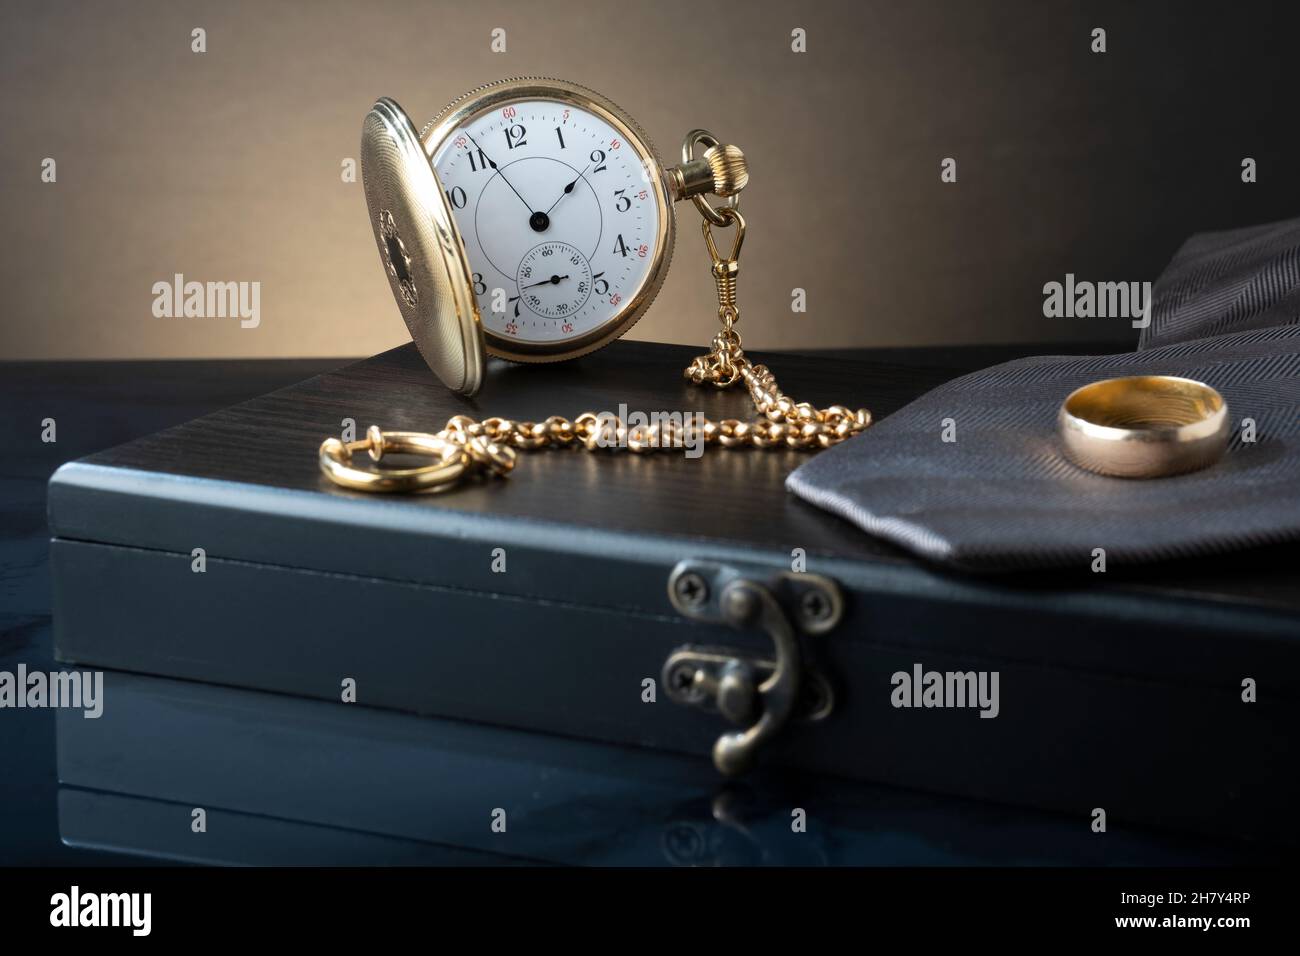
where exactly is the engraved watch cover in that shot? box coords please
[361,97,486,396]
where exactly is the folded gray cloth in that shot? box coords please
[787,219,1300,571]
[1141,217,1300,349]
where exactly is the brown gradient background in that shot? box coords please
[2,0,1297,360]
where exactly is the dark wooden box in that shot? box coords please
[47,341,1300,846]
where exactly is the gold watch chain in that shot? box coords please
[320,134,872,494]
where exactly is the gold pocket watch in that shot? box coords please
[324,76,871,493]
[361,76,744,394]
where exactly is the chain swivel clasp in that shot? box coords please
[702,205,745,320]
[671,128,752,388]
[686,204,748,388]
[682,127,749,389]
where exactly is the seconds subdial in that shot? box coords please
[515,241,593,321]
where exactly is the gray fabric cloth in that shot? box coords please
[1141,217,1300,350]
[786,219,1300,571]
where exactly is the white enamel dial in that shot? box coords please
[430,98,662,348]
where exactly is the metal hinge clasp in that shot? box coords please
[663,560,840,775]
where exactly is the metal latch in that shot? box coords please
[663,559,841,775]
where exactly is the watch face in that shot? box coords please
[427,88,669,359]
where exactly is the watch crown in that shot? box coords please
[667,139,749,204]
[703,144,748,197]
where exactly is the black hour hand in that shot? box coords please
[544,164,591,215]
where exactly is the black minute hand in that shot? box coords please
[465,131,536,219]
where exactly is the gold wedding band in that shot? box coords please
[1058,375,1229,479]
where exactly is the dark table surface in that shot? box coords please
[0,343,1279,865]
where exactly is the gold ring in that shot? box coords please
[1058,375,1230,479]
[319,427,467,492]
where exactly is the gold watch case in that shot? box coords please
[420,77,676,367]
[361,77,677,396]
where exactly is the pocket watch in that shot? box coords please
[326,77,871,493]
[361,76,746,395]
